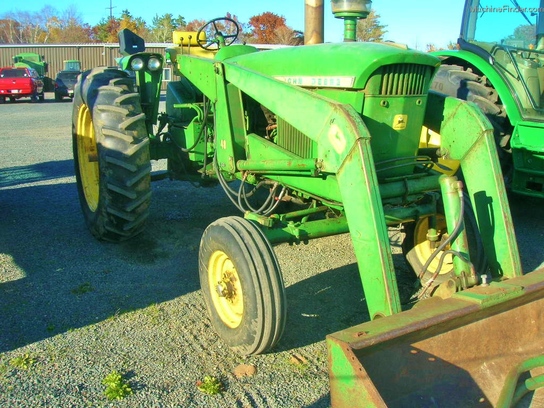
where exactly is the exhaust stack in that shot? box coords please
[305,0,325,44]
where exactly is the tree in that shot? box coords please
[94,17,121,43]
[185,19,207,32]
[0,10,44,43]
[184,14,243,45]
[149,13,187,43]
[0,5,95,44]
[45,5,93,43]
[508,24,535,46]
[119,10,148,38]
[247,12,288,44]
[0,18,21,44]
[274,26,304,45]
[426,41,457,52]
[94,9,148,43]
[356,10,387,42]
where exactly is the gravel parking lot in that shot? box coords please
[1,94,543,407]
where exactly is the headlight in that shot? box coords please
[130,57,144,71]
[148,57,162,71]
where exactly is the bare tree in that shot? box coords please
[274,26,303,45]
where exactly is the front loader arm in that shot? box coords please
[424,91,522,279]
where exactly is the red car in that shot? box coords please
[0,67,45,103]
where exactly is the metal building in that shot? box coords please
[0,43,172,90]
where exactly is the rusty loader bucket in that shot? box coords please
[327,267,544,407]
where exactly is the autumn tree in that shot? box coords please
[94,17,121,43]
[247,12,287,43]
[45,5,94,43]
[94,9,148,43]
[0,6,93,44]
[356,10,387,42]
[0,10,45,43]
[119,10,148,38]
[185,19,208,32]
[245,12,301,44]
[183,14,243,46]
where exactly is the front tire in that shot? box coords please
[199,216,286,356]
[72,67,151,242]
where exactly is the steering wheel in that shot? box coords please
[197,17,240,50]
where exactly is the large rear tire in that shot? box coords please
[72,67,151,242]
[199,216,286,356]
[431,64,513,184]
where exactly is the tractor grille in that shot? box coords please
[370,64,433,96]
[276,118,315,158]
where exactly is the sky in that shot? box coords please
[0,0,465,50]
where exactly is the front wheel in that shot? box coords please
[72,67,151,242]
[199,216,286,356]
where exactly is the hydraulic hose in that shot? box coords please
[417,186,473,298]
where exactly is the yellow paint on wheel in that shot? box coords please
[208,250,243,328]
[412,215,453,275]
[76,104,99,211]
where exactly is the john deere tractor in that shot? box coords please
[432,0,544,198]
[72,0,544,405]
[13,52,52,92]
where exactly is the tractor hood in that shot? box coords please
[223,42,441,91]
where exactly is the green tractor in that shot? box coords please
[432,0,544,198]
[12,52,52,92]
[63,59,81,72]
[71,0,544,405]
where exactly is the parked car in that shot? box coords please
[0,67,44,103]
[54,70,80,101]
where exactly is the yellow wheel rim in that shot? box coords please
[208,250,243,329]
[412,215,453,275]
[76,104,99,212]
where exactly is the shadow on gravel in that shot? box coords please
[506,193,544,273]
[0,176,235,353]
[0,160,74,188]
[278,252,412,352]
[280,262,367,351]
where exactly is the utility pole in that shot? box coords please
[106,0,116,20]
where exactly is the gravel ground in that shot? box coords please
[0,94,543,407]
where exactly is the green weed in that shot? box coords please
[102,370,133,401]
[143,303,162,323]
[196,375,224,395]
[9,353,36,370]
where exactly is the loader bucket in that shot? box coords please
[327,268,544,407]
